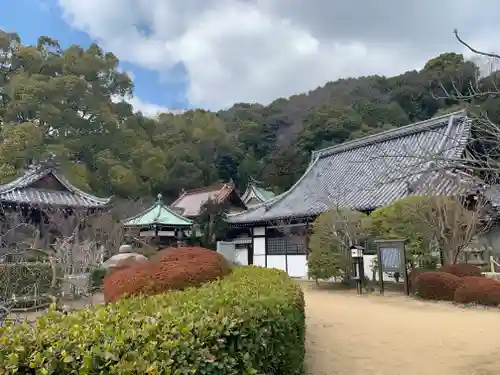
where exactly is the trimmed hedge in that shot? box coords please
[454,276,500,306]
[439,263,482,278]
[414,271,463,301]
[0,266,305,374]
[408,268,435,293]
[0,262,59,297]
[103,246,231,302]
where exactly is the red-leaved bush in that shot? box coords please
[413,272,464,301]
[408,268,434,293]
[103,247,232,302]
[439,263,482,278]
[454,276,500,306]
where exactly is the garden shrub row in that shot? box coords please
[413,271,463,301]
[439,263,482,278]
[0,262,60,297]
[454,276,500,306]
[103,246,232,302]
[413,264,500,307]
[0,265,306,374]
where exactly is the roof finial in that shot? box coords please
[157,192,163,202]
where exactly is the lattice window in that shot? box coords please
[267,234,306,255]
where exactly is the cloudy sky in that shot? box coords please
[1,0,499,115]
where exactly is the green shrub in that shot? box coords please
[0,266,305,374]
[414,271,463,301]
[0,262,60,297]
[88,267,108,292]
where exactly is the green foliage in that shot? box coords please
[0,262,59,297]
[195,198,230,250]
[308,208,368,281]
[368,196,439,267]
[0,266,305,375]
[0,27,488,197]
[88,267,108,292]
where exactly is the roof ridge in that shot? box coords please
[123,204,157,224]
[0,165,111,204]
[52,170,112,204]
[181,182,228,195]
[311,110,466,160]
[123,200,193,226]
[159,202,193,223]
[262,155,321,212]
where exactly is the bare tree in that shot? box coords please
[397,194,491,265]
[0,201,135,326]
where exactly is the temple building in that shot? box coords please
[171,181,247,219]
[225,110,489,277]
[0,158,112,253]
[240,179,276,207]
[123,193,193,248]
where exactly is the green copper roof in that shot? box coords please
[254,185,276,202]
[242,181,276,207]
[123,193,193,227]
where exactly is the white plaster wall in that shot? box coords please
[266,255,287,272]
[254,255,266,267]
[287,255,308,278]
[253,237,266,255]
[253,227,266,236]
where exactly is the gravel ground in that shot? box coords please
[303,284,500,375]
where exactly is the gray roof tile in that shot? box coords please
[0,165,111,208]
[229,110,473,224]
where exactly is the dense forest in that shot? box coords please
[0,29,498,201]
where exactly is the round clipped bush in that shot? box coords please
[454,276,500,306]
[414,271,464,301]
[103,246,231,302]
[439,263,482,278]
[408,268,434,293]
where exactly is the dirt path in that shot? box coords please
[304,285,500,375]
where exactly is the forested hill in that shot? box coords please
[0,29,497,201]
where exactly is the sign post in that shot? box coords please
[350,245,365,295]
[374,239,408,296]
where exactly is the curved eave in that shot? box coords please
[227,155,320,224]
[123,221,193,228]
[123,201,193,227]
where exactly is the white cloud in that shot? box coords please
[113,95,183,117]
[57,0,500,110]
[124,96,175,117]
[113,68,182,117]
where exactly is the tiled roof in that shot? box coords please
[241,182,276,206]
[123,193,193,227]
[0,164,111,208]
[229,110,474,224]
[171,182,237,217]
